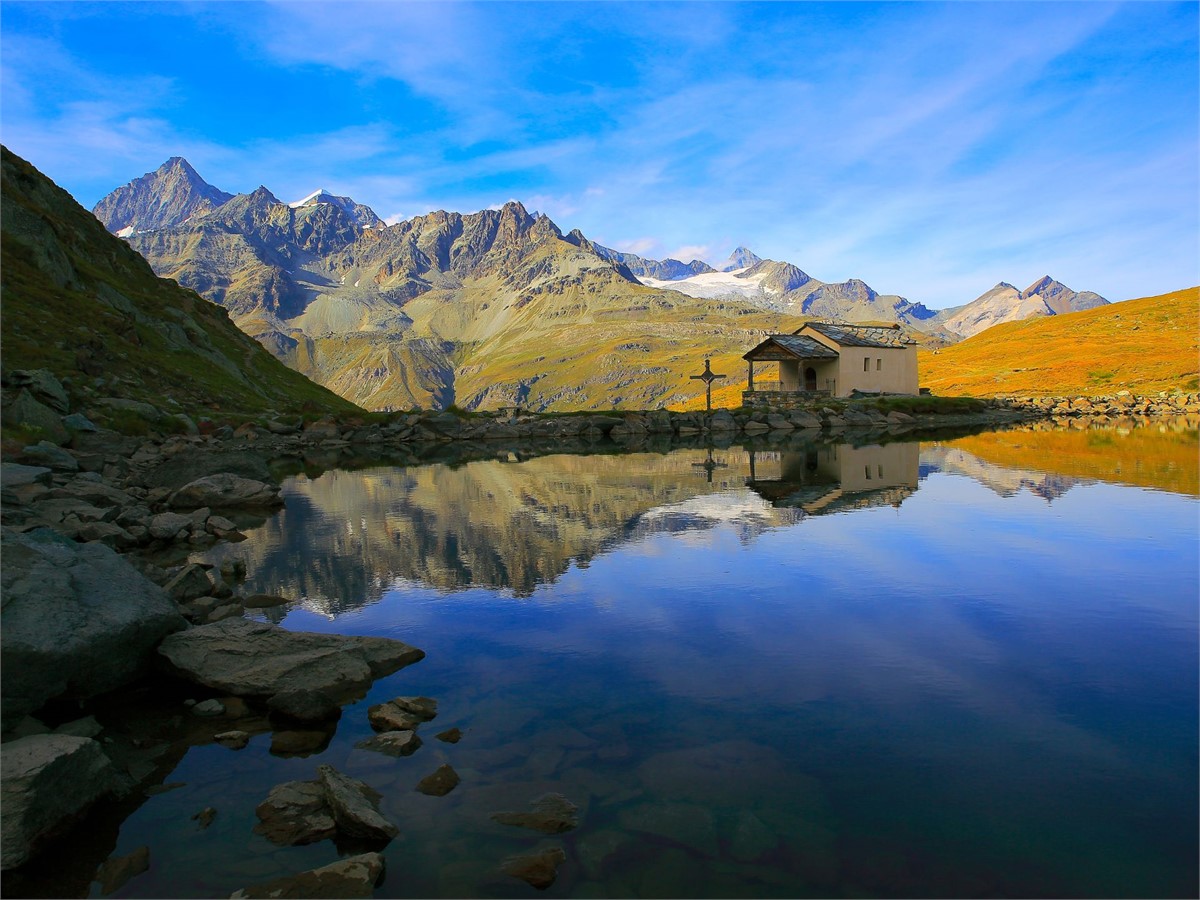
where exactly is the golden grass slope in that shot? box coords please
[919,287,1199,397]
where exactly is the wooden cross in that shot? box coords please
[690,358,726,412]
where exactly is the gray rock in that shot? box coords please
[93,845,149,895]
[157,619,424,699]
[2,391,68,444]
[501,846,566,890]
[214,731,250,750]
[788,409,823,428]
[492,793,579,834]
[253,780,337,846]
[1,463,52,491]
[230,851,385,899]
[415,764,460,797]
[7,370,70,413]
[53,716,102,739]
[1,735,120,870]
[435,727,463,744]
[148,512,192,541]
[191,699,226,717]
[355,730,422,757]
[76,521,136,549]
[163,563,213,602]
[62,413,98,433]
[708,410,737,431]
[19,441,79,472]
[367,696,436,732]
[1,528,186,731]
[766,414,794,430]
[317,765,398,843]
[168,474,282,510]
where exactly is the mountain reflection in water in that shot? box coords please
[202,419,1196,615]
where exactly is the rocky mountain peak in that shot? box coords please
[92,156,233,235]
[1021,275,1065,298]
[720,246,762,272]
[289,188,383,229]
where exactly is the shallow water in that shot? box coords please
[89,423,1200,897]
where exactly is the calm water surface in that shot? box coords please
[105,423,1199,898]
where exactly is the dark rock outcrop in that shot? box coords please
[1,527,186,731]
[156,618,424,700]
[1,735,121,870]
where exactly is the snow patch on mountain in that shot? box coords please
[642,267,776,299]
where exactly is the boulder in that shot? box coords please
[708,410,737,431]
[6,370,70,413]
[156,619,424,699]
[435,727,463,744]
[148,512,193,541]
[62,413,98,434]
[1,463,52,491]
[492,793,579,834]
[18,441,79,472]
[253,780,337,846]
[168,474,281,510]
[1,528,186,731]
[317,765,398,843]
[1,735,120,870]
[2,391,68,444]
[230,852,385,899]
[163,564,214,602]
[501,847,566,890]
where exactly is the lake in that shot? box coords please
[88,421,1200,897]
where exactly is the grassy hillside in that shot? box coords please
[1,148,362,421]
[919,287,1199,397]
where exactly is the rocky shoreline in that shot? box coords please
[2,368,1197,894]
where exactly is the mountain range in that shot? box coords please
[1,147,358,422]
[91,157,1108,411]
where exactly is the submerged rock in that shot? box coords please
[491,793,579,834]
[435,727,463,744]
[1,734,121,870]
[156,618,424,700]
[229,851,385,899]
[355,730,422,758]
[93,845,150,895]
[501,846,566,890]
[415,764,460,797]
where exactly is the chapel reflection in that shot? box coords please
[746,441,919,513]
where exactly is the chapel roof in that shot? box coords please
[799,321,918,348]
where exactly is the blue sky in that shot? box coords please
[1,1,1196,309]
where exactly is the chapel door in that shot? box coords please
[804,367,817,391]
